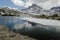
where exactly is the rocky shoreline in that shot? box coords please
[0,25,36,40]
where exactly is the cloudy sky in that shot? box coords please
[0,0,60,10]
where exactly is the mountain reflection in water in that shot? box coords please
[0,16,60,40]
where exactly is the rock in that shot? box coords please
[0,25,36,40]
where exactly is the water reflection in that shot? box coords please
[0,16,60,40]
[0,16,58,32]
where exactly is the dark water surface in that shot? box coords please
[0,16,60,40]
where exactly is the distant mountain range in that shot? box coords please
[50,6,60,16]
[0,7,33,17]
[22,4,60,16]
[0,7,21,16]
[0,4,60,17]
[22,4,43,15]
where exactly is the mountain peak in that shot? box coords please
[28,4,42,9]
[31,4,38,7]
[50,6,60,10]
[32,4,37,6]
[21,4,43,14]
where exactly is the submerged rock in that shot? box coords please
[0,25,36,40]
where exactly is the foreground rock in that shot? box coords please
[0,25,36,40]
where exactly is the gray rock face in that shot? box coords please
[0,25,36,40]
[22,4,43,15]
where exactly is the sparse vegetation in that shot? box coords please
[51,14,58,17]
[33,14,60,20]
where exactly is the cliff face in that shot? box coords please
[0,25,36,40]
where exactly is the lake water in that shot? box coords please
[0,16,60,40]
[0,16,57,30]
[0,16,37,29]
[0,16,23,28]
[0,16,32,28]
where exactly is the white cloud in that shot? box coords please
[11,0,25,6]
[3,6,18,10]
[12,7,18,10]
[11,0,60,9]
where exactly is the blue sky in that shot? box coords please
[0,0,25,10]
[0,0,60,10]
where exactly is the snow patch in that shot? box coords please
[21,17,60,26]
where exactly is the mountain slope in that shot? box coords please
[0,7,33,17]
[22,4,43,15]
[0,7,21,16]
[50,6,60,16]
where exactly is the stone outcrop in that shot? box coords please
[0,25,36,40]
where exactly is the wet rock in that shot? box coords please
[0,25,36,40]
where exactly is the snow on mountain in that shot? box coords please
[50,6,60,16]
[22,4,60,16]
[21,4,55,16]
[0,7,20,16]
[22,4,52,15]
[22,4,43,15]
[0,7,34,17]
